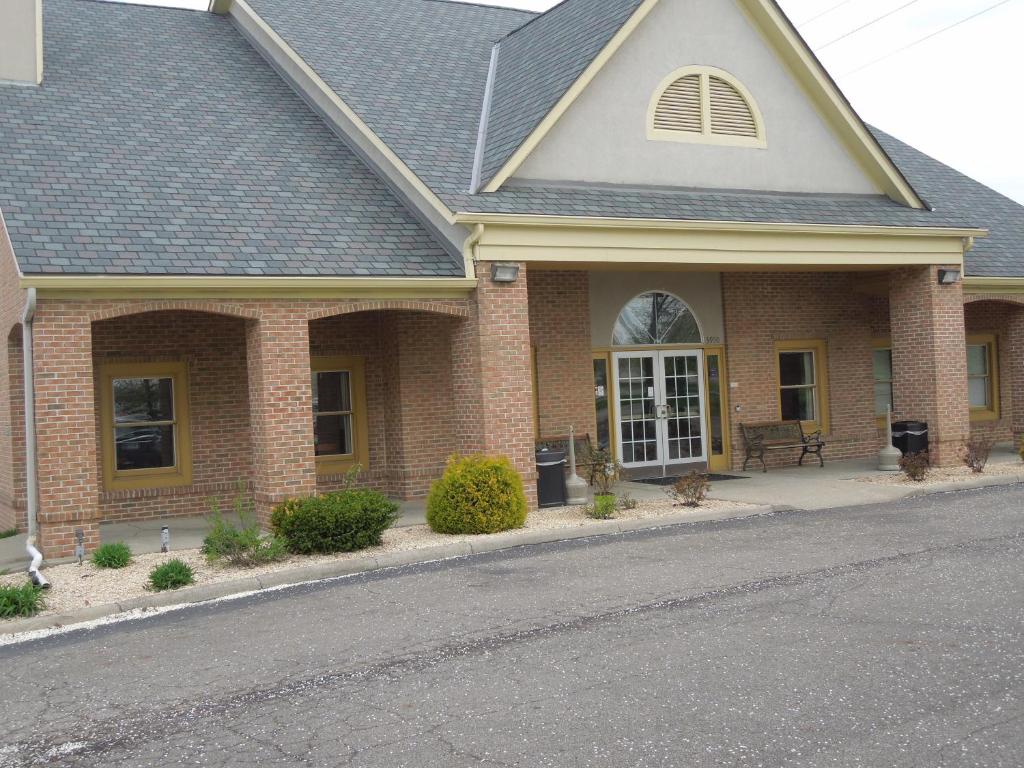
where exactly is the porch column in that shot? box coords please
[246,310,317,524]
[451,261,538,507]
[1006,307,1024,451]
[889,266,970,466]
[33,306,100,558]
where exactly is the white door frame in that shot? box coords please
[612,349,708,472]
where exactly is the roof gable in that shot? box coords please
[475,0,924,209]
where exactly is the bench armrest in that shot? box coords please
[802,430,823,443]
[745,433,765,447]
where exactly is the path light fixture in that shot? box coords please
[75,528,85,565]
[161,526,170,554]
[937,268,961,285]
[490,262,520,283]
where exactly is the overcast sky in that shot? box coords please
[114,0,1024,204]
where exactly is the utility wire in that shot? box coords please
[817,0,924,50]
[796,0,857,27]
[841,0,1016,75]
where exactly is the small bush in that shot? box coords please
[91,542,133,569]
[617,492,638,511]
[669,471,711,507]
[426,455,527,535]
[271,489,399,554]
[0,584,44,619]
[899,451,931,482]
[584,446,622,495]
[960,438,994,474]
[202,486,288,568]
[586,494,617,520]
[148,560,194,592]
[0,528,17,540]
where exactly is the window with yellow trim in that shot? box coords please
[311,356,369,474]
[966,334,999,421]
[99,361,192,491]
[775,340,829,433]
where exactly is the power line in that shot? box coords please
[817,0,924,50]
[841,0,1016,75]
[796,0,857,27]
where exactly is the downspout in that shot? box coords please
[21,287,47,588]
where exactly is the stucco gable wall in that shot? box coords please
[512,0,880,196]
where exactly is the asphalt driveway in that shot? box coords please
[1,485,1022,767]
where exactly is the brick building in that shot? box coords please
[1,0,1021,557]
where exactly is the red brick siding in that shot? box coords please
[722,272,881,469]
[91,311,252,523]
[527,270,596,442]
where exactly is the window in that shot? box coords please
[99,361,192,490]
[872,344,894,418]
[966,334,999,420]
[775,340,829,433]
[311,356,369,474]
[648,66,766,148]
[613,292,702,346]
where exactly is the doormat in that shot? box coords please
[633,474,749,486]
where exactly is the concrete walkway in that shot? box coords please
[2,443,1020,573]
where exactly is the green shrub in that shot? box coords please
[271,489,399,555]
[91,542,133,569]
[586,494,617,520]
[0,528,18,540]
[426,455,527,535]
[202,485,288,568]
[0,584,45,619]
[899,451,930,482]
[148,559,195,591]
[669,471,711,507]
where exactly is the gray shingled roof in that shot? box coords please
[245,0,535,200]
[0,0,461,277]
[478,0,646,188]
[872,129,1024,278]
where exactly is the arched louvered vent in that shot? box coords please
[708,76,758,138]
[648,67,765,148]
[652,73,702,134]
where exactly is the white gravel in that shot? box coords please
[1,497,754,620]
[854,460,1024,485]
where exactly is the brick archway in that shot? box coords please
[87,300,262,322]
[307,300,471,321]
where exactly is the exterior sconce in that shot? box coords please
[937,268,961,285]
[490,262,520,283]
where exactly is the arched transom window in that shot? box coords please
[648,66,766,148]
[613,292,702,346]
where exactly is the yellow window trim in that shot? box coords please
[967,333,1000,422]
[647,66,767,149]
[774,339,830,435]
[872,337,893,428]
[98,361,193,491]
[311,356,370,476]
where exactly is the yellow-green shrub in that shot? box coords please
[426,455,528,535]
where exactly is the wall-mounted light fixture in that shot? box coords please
[490,262,520,283]
[937,268,961,285]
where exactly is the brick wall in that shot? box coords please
[92,311,252,523]
[889,266,969,466]
[964,300,1019,445]
[527,270,596,442]
[722,272,882,469]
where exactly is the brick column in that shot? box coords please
[1006,307,1024,452]
[32,305,100,557]
[889,266,970,466]
[452,262,538,507]
[246,310,317,524]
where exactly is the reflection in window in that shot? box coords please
[613,292,701,346]
[778,350,818,423]
[967,343,992,409]
[312,370,353,456]
[873,348,893,416]
[112,377,177,471]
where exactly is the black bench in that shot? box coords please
[740,420,825,472]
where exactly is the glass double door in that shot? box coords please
[613,350,707,472]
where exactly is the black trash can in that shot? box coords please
[536,450,567,508]
[892,421,928,456]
